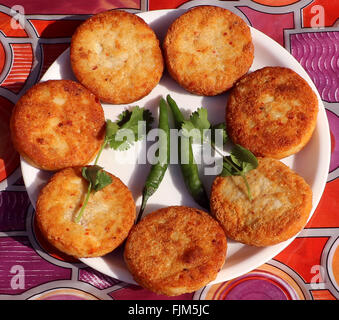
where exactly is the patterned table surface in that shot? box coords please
[0,0,338,300]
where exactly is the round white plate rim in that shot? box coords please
[20,9,331,286]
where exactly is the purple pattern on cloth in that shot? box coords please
[327,109,339,172]
[0,192,30,231]
[238,6,294,46]
[290,32,339,102]
[224,278,288,300]
[109,284,194,300]
[0,237,71,294]
[79,267,120,289]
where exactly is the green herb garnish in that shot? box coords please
[74,107,154,223]
[109,106,154,151]
[74,119,117,223]
[74,165,113,223]
[93,119,119,165]
[181,108,227,144]
[220,144,258,200]
[94,106,154,162]
[211,122,228,145]
[181,106,257,200]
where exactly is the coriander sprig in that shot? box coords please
[74,106,154,223]
[74,165,113,223]
[219,144,258,200]
[93,119,119,165]
[94,106,154,163]
[108,106,154,151]
[181,107,258,200]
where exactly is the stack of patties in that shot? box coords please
[210,66,318,247]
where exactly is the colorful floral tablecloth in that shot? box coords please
[0,0,338,300]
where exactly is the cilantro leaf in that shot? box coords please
[211,123,228,145]
[178,106,256,200]
[105,119,119,139]
[82,165,113,192]
[181,107,211,143]
[181,120,202,142]
[74,166,113,223]
[189,108,211,132]
[181,108,227,146]
[118,106,144,131]
[109,128,136,151]
[92,120,119,166]
[220,145,258,200]
[108,106,154,151]
[221,157,239,176]
[230,144,258,174]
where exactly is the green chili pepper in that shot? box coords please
[137,98,170,222]
[166,94,209,210]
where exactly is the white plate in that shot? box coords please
[21,9,331,286]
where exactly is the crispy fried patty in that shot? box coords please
[124,206,227,296]
[210,158,313,247]
[10,80,105,171]
[36,167,136,258]
[70,9,164,104]
[163,5,254,96]
[226,67,318,159]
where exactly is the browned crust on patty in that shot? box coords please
[70,9,164,104]
[124,206,227,296]
[210,158,313,247]
[226,66,318,159]
[36,167,136,258]
[163,5,254,96]
[10,80,105,171]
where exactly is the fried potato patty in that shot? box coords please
[226,67,318,159]
[36,167,136,258]
[163,5,254,96]
[70,9,164,104]
[210,158,313,247]
[10,80,105,171]
[124,206,227,296]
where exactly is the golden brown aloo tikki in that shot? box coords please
[70,9,164,104]
[124,206,227,296]
[226,66,318,159]
[163,5,254,96]
[36,167,136,258]
[210,157,313,247]
[10,80,105,171]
